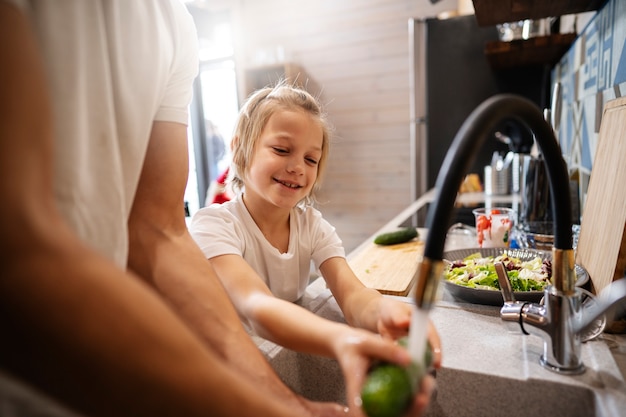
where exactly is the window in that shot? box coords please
[185,6,239,217]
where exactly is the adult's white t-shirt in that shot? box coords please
[11,0,199,267]
[1,1,199,415]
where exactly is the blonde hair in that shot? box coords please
[229,82,331,206]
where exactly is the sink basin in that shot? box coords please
[256,279,626,417]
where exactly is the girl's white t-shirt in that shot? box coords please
[190,194,346,302]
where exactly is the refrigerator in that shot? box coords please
[409,15,549,206]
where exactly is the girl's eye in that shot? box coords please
[272,147,288,154]
[306,158,319,165]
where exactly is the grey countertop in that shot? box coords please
[260,276,626,416]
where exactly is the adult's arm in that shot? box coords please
[0,3,297,417]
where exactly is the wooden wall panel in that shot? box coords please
[230,0,457,250]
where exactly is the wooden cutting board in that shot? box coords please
[576,97,626,293]
[349,239,424,296]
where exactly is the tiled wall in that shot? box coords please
[553,0,626,216]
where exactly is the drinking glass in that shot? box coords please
[473,207,515,248]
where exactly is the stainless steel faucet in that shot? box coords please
[412,94,626,375]
[499,265,626,374]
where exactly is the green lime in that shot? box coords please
[361,337,435,417]
[361,364,413,417]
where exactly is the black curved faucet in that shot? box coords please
[414,94,575,305]
[413,94,581,372]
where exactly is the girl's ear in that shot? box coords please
[230,136,239,152]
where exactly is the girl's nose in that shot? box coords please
[286,157,304,174]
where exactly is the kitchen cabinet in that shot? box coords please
[472,0,603,69]
[485,33,577,69]
[471,0,605,27]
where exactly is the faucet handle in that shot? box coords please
[495,262,515,303]
[495,261,528,333]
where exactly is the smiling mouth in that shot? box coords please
[274,178,302,189]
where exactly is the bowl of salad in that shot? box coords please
[442,248,589,306]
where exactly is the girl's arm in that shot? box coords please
[208,253,414,413]
[320,257,395,331]
[208,254,403,359]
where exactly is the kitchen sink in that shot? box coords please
[257,279,626,417]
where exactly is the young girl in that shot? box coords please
[190,83,440,414]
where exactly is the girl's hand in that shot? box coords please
[376,297,412,340]
[376,298,442,369]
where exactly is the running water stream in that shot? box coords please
[408,308,429,364]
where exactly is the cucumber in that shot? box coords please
[374,227,418,245]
